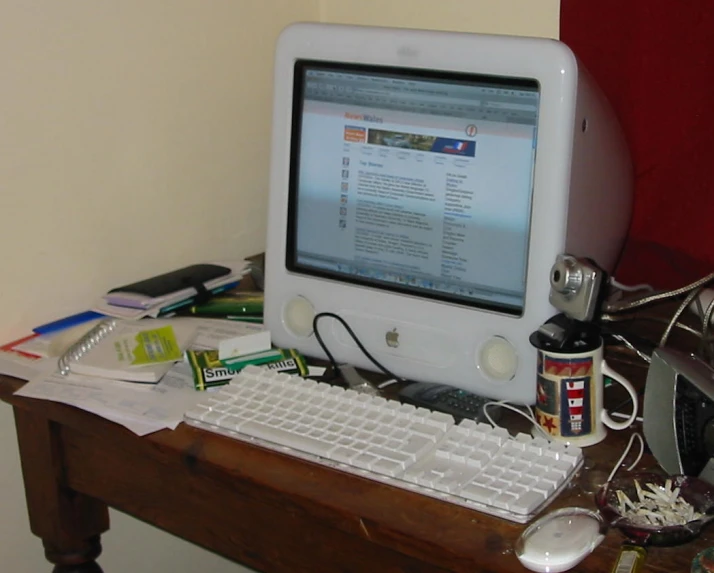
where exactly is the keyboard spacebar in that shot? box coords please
[239,421,333,457]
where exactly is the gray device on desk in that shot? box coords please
[643,347,714,478]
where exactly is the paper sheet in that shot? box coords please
[14,363,203,436]
[6,315,266,435]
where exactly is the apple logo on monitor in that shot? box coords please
[386,328,400,349]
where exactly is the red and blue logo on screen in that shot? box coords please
[431,138,476,157]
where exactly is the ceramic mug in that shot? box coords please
[532,339,638,447]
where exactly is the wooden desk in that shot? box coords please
[1,373,711,573]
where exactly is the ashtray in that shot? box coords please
[595,472,714,546]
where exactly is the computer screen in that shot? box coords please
[264,23,632,403]
[289,62,538,316]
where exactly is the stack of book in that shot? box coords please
[0,260,254,381]
[92,261,251,319]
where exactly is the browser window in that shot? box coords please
[287,61,540,315]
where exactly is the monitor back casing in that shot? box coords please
[263,23,632,403]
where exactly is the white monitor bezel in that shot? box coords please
[264,23,581,403]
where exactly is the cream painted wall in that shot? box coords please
[320,0,560,37]
[0,2,317,572]
[0,1,558,572]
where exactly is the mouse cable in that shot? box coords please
[605,432,645,484]
[312,312,405,383]
[482,400,553,439]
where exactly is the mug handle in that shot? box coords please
[600,361,639,430]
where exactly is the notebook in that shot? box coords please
[103,262,246,310]
[57,319,197,383]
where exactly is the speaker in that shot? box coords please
[643,347,714,476]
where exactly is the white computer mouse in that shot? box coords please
[515,507,605,573]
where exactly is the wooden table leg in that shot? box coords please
[13,407,110,572]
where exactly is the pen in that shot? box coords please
[32,310,106,335]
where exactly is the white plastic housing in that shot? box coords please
[263,23,632,403]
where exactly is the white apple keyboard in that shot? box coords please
[183,366,583,524]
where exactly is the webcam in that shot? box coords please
[548,254,605,322]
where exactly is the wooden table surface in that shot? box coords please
[1,363,712,572]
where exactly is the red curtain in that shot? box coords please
[560,0,714,288]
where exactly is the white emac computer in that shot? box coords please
[263,22,632,403]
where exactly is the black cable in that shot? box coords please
[312,312,404,382]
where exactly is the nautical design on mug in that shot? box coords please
[543,355,592,378]
[535,352,595,438]
[535,363,559,436]
[560,376,591,436]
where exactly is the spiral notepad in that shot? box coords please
[57,318,197,382]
